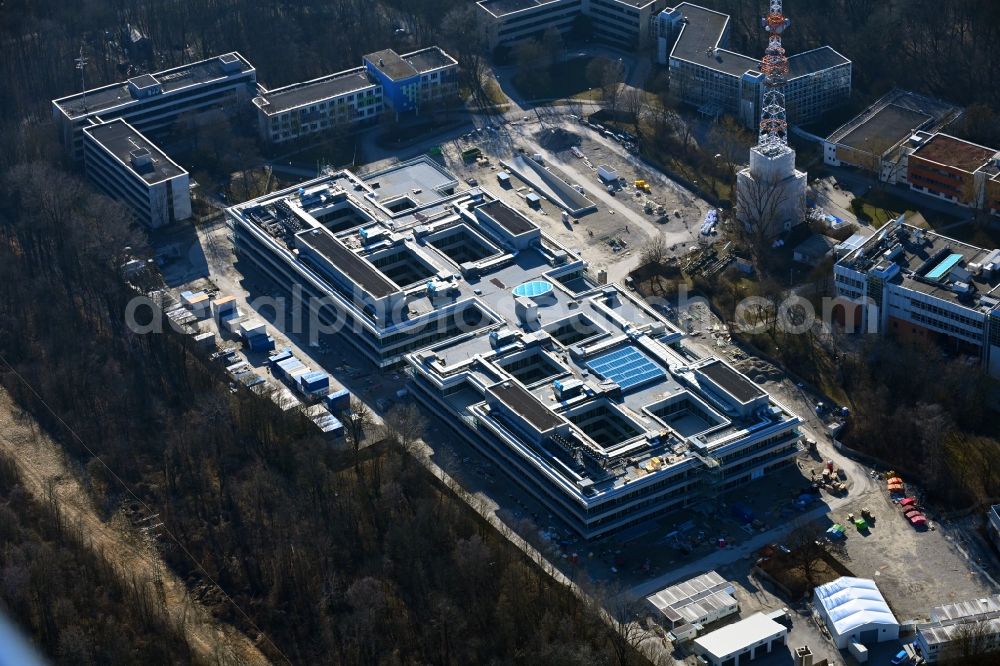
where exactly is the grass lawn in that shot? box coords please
[279,135,358,170]
[512,56,611,101]
[858,188,908,225]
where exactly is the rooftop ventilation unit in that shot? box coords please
[218,53,241,71]
[129,147,153,173]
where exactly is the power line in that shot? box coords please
[0,353,292,666]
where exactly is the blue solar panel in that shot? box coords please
[586,347,665,391]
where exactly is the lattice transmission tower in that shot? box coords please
[757,0,791,157]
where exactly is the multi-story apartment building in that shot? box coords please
[253,68,383,145]
[227,158,802,539]
[477,0,667,51]
[53,52,257,160]
[907,133,1000,215]
[655,3,850,129]
[82,119,191,228]
[834,217,1000,378]
[363,47,459,115]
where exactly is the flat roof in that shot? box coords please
[669,4,849,80]
[603,0,658,6]
[698,360,765,403]
[297,228,398,298]
[83,119,185,184]
[54,52,254,119]
[255,68,376,114]
[912,133,998,173]
[834,104,932,152]
[787,47,850,79]
[365,49,418,81]
[694,613,785,659]
[362,156,459,205]
[477,199,537,235]
[670,3,760,78]
[477,0,564,18]
[403,47,456,73]
[827,89,963,148]
[487,380,565,432]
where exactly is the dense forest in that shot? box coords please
[0,451,195,664]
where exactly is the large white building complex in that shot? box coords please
[52,52,257,161]
[656,3,850,129]
[82,119,191,228]
[226,158,803,539]
[834,216,1000,378]
[477,0,668,51]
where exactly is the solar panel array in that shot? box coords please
[586,346,665,391]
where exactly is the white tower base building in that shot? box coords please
[736,145,807,237]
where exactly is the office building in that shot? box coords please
[691,613,788,666]
[834,216,1000,378]
[253,46,457,144]
[915,595,1000,663]
[476,0,668,51]
[906,133,1000,215]
[227,158,802,539]
[823,90,963,184]
[253,68,383,144]
[52,52,257,160]
[813,577,899,649]
[363,46,458,115]
[82,119,191,228]
[585,0,669,49]
[655,3,850,128]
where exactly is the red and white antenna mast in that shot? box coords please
[758,0,791,156]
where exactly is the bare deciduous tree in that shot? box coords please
[639,235,669,268]
[381,402,427,460]
[343,398,374,472]
[736,172,791,272]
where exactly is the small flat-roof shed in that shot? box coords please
[692,613,788,666]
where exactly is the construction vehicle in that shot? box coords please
[633,179,651,193]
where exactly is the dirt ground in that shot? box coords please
[672,300,998,623]
[434,115,714,284]
[0,389,271,666]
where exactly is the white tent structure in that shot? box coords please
[813,577,899,649]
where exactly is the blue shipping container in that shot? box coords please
[248,335,275,352]
[325,388,350,413]
[299,371,329,391]
[268,348,293,365]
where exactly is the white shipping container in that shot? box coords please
[239,319,267,338]
[848,642,868,663]
[597,165,618,182]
